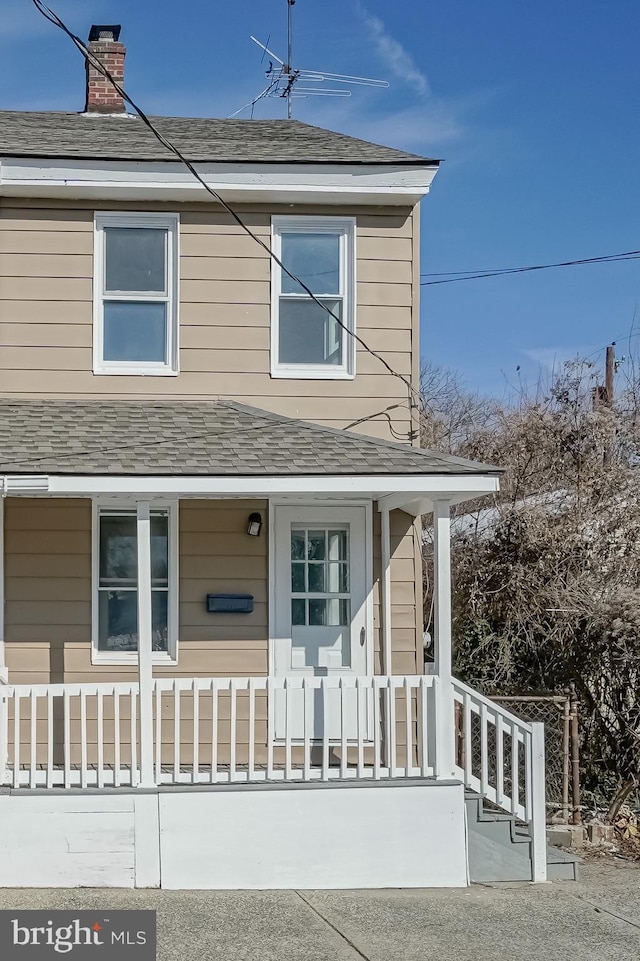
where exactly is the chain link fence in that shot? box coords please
[489,694,580,823]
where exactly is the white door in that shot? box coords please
[272,505,372,739]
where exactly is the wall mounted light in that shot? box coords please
[247,512,263,537]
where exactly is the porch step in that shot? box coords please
[465,793,580,883]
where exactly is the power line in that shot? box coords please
[30,0,421,438]
[420,250,640,286]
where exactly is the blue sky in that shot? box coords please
[2,0,640,396]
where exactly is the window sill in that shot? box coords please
[270,367,355,381]
[91,651,178,667]
[94,366,179,377]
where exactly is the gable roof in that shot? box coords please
[0,111,438,166]
[0,400,500,477]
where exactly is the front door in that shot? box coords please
[272,505,372,739]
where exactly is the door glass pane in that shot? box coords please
[290,530,305,560]
[105,227,166,292]
[281,232,340,295]
[328,530,348,561]
[291,598,306,626]
[103,301,167,363]
[291,562,305,593]
[308,563,325,593]
[328,562,349,593]
[100,515,137,584]
[278,299,342,365]
[326,599,350,627]
[309,599,327,626]
[307,531,325,560]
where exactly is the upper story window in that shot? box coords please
[271,216,356,379]
[94,213,179,376]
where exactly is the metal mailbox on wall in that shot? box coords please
[206,594,254,614]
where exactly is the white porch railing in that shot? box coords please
[452,676,547,882]
[0,675,440,790]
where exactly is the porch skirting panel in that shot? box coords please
[0,781,468,889]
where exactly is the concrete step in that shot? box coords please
[465,792,580,883]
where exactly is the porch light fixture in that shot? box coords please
[247,512,263,536]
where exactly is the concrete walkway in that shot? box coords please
[0,860,638,960]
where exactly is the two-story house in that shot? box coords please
[0,25,553,889]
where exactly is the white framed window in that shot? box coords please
[93,212,179,375]
[91,502,179,665]
[271,216,356,379]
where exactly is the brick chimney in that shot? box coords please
[85,25,126,114]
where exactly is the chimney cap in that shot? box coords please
[88,24,122,42]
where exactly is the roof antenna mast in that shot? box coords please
[230,0,389,119]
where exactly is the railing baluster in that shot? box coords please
[0,692,8,786]
[463,691,472,784]
[173,684,180,782]
[114,692,121,788]
[248,677,256,782]
[496,712,505,807]
[192,679,199,784]
[510,722,520,816]
[63,689,70,789]
[284,677,292,781]
[303,677,311,781]
[230,679,237,781]
[130,688,138,788]
[419,676,429,777]
[525,727,533,822]
[97,691,104,789]
[46,690,53,789]
[480,701,488,797]
[321,678,329,781]
[387,677,397,778]
[29,690,37,789]
[373,677,381,780]
[340,678,348,780]
[13,693,21,789]
[356,677,364,779]
[210,679,218,783]
[266,678,274,781]
[80,690,88,789]
[404,676,412,777]
[155,682,162,785]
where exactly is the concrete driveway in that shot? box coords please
[0,860,637,960]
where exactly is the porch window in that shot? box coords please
[94,213,179,376]
[93,505,178,662]
[271,216,356,379]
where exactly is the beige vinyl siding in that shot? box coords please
[4,498,420,682]
[0,200,416,440]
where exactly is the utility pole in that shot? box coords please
[603,343,615,467]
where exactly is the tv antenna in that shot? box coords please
[230,0,389,120]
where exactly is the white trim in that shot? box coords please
[41,474,500,501]
[270,216,356,380]
[0,496,5,684]
[433,500,455,778]
[93,212,180,377]
[136,502,155,789]
[91,499,179,666]
[379,505,392,677]
[0,157,439,206]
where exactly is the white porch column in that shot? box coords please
[433,500,455,777]
[136,501,155,787]
[379,505,393,677]
[0,493,7,684]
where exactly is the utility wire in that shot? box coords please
[420,250,640,286]
[30,0,421,439]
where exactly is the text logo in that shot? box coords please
[0,911,156,958]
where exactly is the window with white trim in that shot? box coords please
[271,216,356,378]
[92,504,178,663]
[94,213,179,375]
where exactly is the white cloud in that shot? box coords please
[358,6,430,97]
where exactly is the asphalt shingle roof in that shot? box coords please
[0,111,438,165]
[0,400,500,477]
